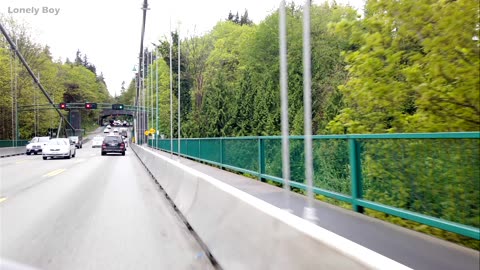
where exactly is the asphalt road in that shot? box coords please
[0,131,214,270]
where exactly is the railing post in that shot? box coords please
[349,138,364,213]
[258,137,266,182]
[198,139,201,159]
[220,137,224,169]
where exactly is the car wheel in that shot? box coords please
[80,145,82,149]
[34,152,37,155]
[26,152,31,155]
[101,152,106,156]
[43,156,47,160]
[122,152,125,156]
[67,151,71,159]
[72,150,76,158]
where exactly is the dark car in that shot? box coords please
[101,135,125,156]
[68,136,82,149]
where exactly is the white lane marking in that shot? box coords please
[0,197,7,203]
[15,160,27,164]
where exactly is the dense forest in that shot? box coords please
[0,17,111,139]
[118,0,478,138]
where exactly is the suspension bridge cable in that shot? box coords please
[0,22,75,131]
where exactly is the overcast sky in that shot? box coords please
[1,0,364,97]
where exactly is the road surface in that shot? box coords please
[0,133,214,270]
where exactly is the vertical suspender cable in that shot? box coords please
[169,21,173,158]
[14,40,18,146]
[156,49,159,149]
[150,51,156,143]
[145,51,152,145]
[302,0,317,221]
[143,50,146,144]
[178,22,181,160]
[279,0,291,211]
[10,49,14,142]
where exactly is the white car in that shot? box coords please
[103,129,110,134]
[26,136,50,155]
[42,138,76,160]
[92,136,104,148]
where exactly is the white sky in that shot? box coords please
[1,0,364,97]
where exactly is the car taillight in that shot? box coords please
[120,143,125,149]
[102,143,106,149]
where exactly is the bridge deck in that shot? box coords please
[146,146,479,270]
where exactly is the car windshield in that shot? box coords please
[104,136,121,143]
[39,137,50,142]
[48,139,66,145]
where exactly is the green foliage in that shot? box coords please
[0,17,112,139]
[328,0,479,134]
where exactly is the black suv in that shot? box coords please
[101,135,125,156]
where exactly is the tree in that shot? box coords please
[328,0,479,133]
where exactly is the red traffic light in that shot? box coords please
[85,102,97,109]
[59,103,67,109]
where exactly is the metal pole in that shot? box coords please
[279,0,291,212]
[302,0,317,222]
[156,49,159,149]
[56,117,62,139]
[169,20,173,158]
[178,22,181,160]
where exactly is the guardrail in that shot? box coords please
[132,144,411,270]
[0,140,28,148]
[149,132,480,240]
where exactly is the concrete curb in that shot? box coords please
[0,147,25,158]
[132,144,412,270]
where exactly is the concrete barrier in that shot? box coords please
[132,144,412,270]
[0,147,25,158]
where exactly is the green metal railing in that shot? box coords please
[148,132,480,240]
[0,140,29,148]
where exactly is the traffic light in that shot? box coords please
[112,104,124,110]
[85,102,97,109]
[59,103,67,110]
